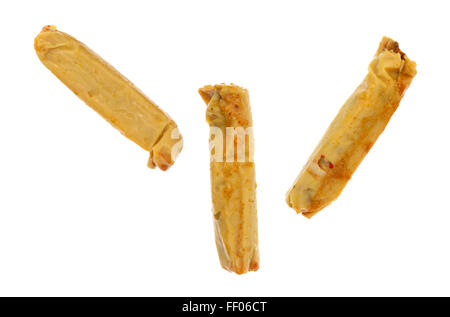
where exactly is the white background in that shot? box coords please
[0,0,449,296]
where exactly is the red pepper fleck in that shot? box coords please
[320,154,334,169]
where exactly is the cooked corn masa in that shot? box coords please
[286,37,417,218]
[34,25,182,170]
[199,84,259,274]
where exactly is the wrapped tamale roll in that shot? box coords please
[286,37,417,218]
[35,25,183,170]
[199,84,259,274]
